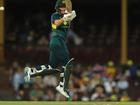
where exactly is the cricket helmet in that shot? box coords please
[55,0,66,10]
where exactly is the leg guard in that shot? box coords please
[30,65,61,77]
[63,58,74,90]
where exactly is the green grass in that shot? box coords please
[0,101,140,105]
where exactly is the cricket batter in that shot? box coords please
[24,0,76,98]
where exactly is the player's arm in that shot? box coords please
[54,18,64,27]
[54,13,72,27]
[55,10,76,26]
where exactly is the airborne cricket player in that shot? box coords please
[24,0,76,98]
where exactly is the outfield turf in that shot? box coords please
[0,101,140,105]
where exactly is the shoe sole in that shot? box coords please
[56,86,70,98]
[24,67,30,83]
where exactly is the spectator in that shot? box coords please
[29,83,44,101]
[91,84,106,101]
[105,61,117,78]
[117,76,129,92]
[120,91,130,102]
[43,75,57,87]
[103,78,116,95]
[109,87,121,101]
[43,88,55,101]
[37,36,49,46]
[125,60,140,85]
[12,67,24,92]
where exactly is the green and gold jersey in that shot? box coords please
[51,12,70,39]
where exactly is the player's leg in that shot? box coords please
[24,44,60,83]
[56,57,74,99]
[24,64,60,82]
[31,48,61,77]
[48,38,71,98]
[24,65,60,83]
[60,54,73,92]
[55,59,73,99]
[56,40,73,98]
[62,58,74,91]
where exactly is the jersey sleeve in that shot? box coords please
[51,13,60,29]
[51,13,59,24]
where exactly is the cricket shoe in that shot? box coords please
[56,85,70,98]
[24,67,31,83]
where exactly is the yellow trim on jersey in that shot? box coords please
[64,21,68,25]
[52,24,57,29]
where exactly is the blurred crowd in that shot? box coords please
[9,60,140,101]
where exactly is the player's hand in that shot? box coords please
[70,10,76,21]
[62,13,72,22]
[62,10,76,22]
